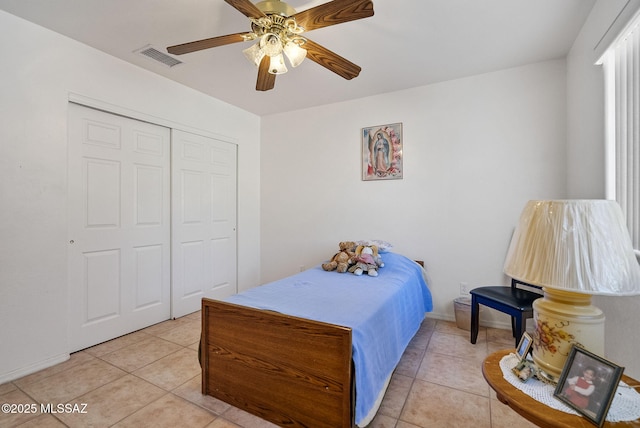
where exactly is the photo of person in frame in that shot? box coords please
[554,345,624,427]
[563,366,596,409]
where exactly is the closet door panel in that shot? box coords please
[68,103,170,351]
[171,130,237,318]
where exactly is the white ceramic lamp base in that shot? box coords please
[531,288,605,380]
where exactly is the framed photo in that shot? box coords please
[554,345,624,427]
[362,123,403,181]
[512,359,536,382]
[515,332,533,360]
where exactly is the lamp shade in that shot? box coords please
[261,33,283,57]
[283,41,306,67]
[504,200,640,379]
[504,200,640,296]
[268,53,288,74]
[242,43,264,66]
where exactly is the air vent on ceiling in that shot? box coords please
[135,45,183,68]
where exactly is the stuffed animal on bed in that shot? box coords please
[322,241,357,273]
[348,245,384,277]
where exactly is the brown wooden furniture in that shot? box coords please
[201,298,354,428]
[200,258,428,427]
[482,349,640,427]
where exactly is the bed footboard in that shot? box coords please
[201,298,354,428]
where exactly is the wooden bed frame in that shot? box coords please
[201,298,354,428]
[200,261,424,428]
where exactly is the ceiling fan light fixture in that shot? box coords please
[255,0,296,17]
[261,33,283,57]
[283,41,306,67]
[243,33,286,69]
[269,53,288,74]
[167,0,375,91]
[242,42,264,66]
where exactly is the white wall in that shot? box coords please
[5,0,638,385]
[0,11,261,382]
[567,0,640,378]
[261,60,567,327]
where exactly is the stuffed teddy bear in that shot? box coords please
[348,245,384,276]
[322,241,356,273]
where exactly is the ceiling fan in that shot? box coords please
[167,0,374,91]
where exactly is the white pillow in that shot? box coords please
[356,240,393,253]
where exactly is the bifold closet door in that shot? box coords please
[171,129,237,318]
[67,103,171,352]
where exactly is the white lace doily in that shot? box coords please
[499,354,640,422]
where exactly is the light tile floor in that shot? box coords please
[1,312,538,428]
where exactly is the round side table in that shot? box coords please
[482,349,640,428]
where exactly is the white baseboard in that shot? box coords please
[425,312,513,330]
[0,353,70,384]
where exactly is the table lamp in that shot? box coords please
[503,200,640,380]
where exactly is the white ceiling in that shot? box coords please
[1,0,595,116]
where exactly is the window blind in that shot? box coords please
[601,15,640,254]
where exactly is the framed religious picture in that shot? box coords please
[362,123,403,180]
[554,345,624,427]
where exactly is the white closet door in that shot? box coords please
[68,103,171,352]
[171,129,237,318]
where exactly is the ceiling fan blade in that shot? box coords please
[304,39,361,80]
[256,55,276,91]
[224,0,266,19]
[167,32,253,55]
[293,0,374,32]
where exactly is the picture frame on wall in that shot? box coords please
[554,345,624,427]
[362,123,403,180]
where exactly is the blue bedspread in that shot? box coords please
[225,252,433,425]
